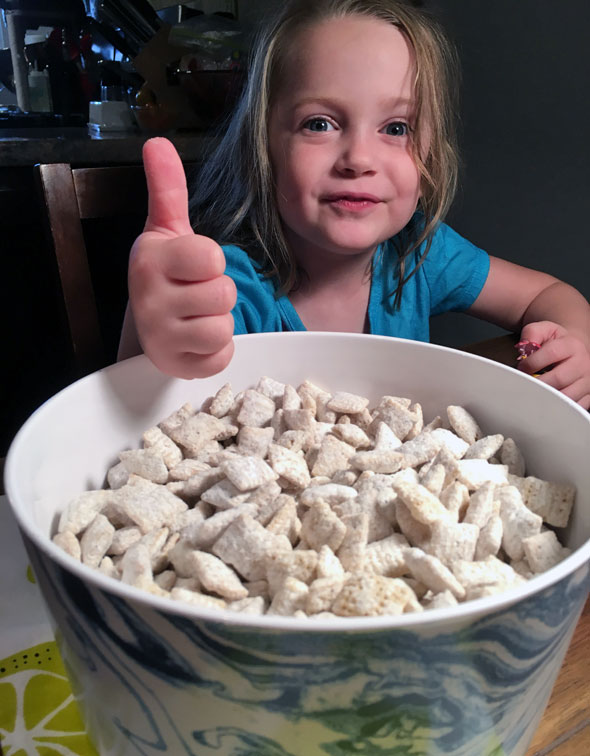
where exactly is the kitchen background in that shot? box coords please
[0,0,588,456]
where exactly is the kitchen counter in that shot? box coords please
[0,127,216,166]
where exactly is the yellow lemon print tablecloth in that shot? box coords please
[0,496,96,756]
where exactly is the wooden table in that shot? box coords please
[526,597,590,755]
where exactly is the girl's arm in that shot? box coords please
[467,256,590,408]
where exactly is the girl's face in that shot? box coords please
[269,15,423,266]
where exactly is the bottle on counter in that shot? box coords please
[27,63,53,113]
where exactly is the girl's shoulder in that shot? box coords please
[383,217,488,270]
[376,218,490,314]
[426,220,485,254]
[421,221,489,281]
[416,221,490,312]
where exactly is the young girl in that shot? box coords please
[120,0,590,408]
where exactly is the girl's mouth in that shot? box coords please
[323,194,381,212]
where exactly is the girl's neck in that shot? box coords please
[291,236,377,291]
[288,242,377,333]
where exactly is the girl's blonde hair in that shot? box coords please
[191,0,460,305]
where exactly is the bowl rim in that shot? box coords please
[5,333,590,632]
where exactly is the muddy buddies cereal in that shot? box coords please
[52,377,575,618]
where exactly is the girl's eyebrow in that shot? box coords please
[289,95,415,112]
[287,96,346,112]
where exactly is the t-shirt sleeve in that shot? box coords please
[423,223,490,315]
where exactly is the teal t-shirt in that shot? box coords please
[223,221,490,342]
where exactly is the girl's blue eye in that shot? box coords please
[304,118,334,132]
[383,121,408,137]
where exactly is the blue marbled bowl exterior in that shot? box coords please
[23,531,589,756]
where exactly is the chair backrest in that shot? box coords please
[35,162,150,377]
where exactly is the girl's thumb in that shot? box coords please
[142,137,194,238]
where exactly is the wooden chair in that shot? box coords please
[35,161,518,377]
[35,162,151,377]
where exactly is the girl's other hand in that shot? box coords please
[517,321,590,409]
[128,137,237,379]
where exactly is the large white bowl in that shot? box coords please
[5,333,590,756]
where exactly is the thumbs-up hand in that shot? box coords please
[128,138,236,378]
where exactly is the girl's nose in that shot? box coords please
[335,132,376,176]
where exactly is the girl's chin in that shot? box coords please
[318,223,394,250]
[285,225,391,259]
[319,233,387,256]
